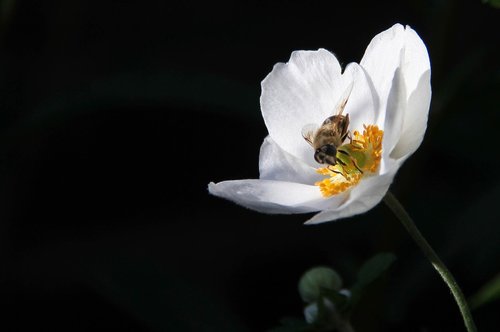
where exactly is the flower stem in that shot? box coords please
[332,309,355,332]
[383,191,478,332]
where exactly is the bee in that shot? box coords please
[302,87,352,166]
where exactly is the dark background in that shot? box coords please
[1,1,499,331]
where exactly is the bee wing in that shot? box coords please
[334,81,354,116]
[301,123,318,147]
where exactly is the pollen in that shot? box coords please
[315,171,362,197]
[315,125,383,197]
[352,124,384,173]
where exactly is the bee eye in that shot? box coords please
[314,151,324,163]
[320,144,337,156]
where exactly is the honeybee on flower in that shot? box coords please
[209,24,431,224]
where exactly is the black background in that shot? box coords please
[1,1,499,331]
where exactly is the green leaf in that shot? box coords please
[470,273,500,310]
[350,253,396,305]
[483,0,500,9]
[356,252,397,286]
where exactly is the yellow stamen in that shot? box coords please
[315,172,362,197]
[315,125,383,197]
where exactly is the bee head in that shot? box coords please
[314,144,337,165]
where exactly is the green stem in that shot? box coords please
[383,191,478,332]
[332,308,355,332]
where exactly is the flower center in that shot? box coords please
[315,125,383,197]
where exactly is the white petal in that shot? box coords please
[391,26,431,160]
[382,66,406,164]
[360,23,406,127]
[391,70,431,160]
[208,180,347,214]
[304,303,319,324]
[343,63,380,133]
[304,299,335,324]
[259,136,323,185]
[261,50,342,164]
[304,166,398,224]
[260,49,343,164]
[400,26,431,100]
[361,24,431,160]
[261,50,377,164]
[380,151,400,177]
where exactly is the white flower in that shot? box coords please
[208,23,431,224]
